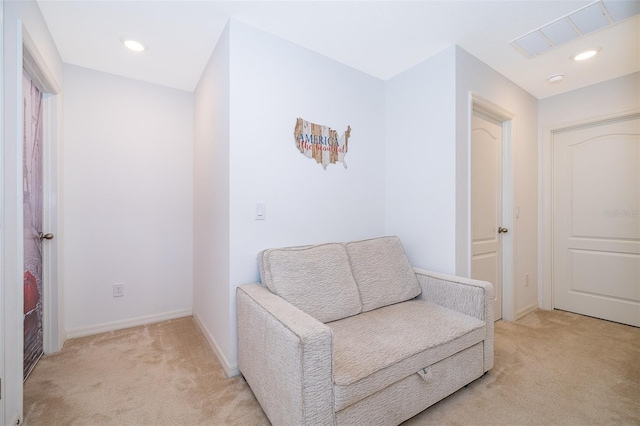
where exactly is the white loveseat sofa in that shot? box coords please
[237,236,494,425]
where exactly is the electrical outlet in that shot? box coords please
[524,273,529,287]
[113,283,124,297]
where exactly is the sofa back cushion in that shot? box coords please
[259,243,362,323]
[345,236,421,312]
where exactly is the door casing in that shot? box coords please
[469,94,515,322]
[23,26,63,355]
[0,20,62,424]
[1,0,5,421]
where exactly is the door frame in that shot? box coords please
[539,109,640,310]
[0,0,5,421]
[23,28,64,354]
[469,94,516,321]
[1,20,62,425]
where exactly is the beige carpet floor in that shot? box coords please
[24,317,268,425]
[24,310,640,425]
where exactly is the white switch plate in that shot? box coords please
[255,203,266,220]
[113,283,124,297]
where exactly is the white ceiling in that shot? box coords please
[36,0,640,99]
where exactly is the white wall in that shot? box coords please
[539,72,639,125]
[384,46,539,318]
[385,47,457,273]
[193,20,386,373]
[63,64,193,336]
[227,20,386,367]
[193,25,232,369]
[455,47,539,317]
[538,72,640,309]
[2,1,63,423]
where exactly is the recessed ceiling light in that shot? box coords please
[122,38,146,52]
[572,48,601,61]
[547,74,564,84]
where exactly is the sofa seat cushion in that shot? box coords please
[327,299,486,411]
[345,236,421,312]
[259,243,362,323]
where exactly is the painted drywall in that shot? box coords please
[194,20,384,372]
[538,72,640,310]
[62,64,194,335]
[384,46,539,318]
[193,24,232,368]
[455,47,539,317]
[2,0,63,423]
[384,47,457,273]
[539,72,639,125]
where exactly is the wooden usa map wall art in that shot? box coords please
[294,118,351,170]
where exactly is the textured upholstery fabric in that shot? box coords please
[238,238,494,426]
[345,236,421,312]
[414,268,495,372]
[237,284,335,425]
[257,244,313,287]
[328,299,485,411]
[335,344,484,425]
[260,243,362,323]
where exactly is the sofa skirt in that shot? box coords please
[335,342,484,426]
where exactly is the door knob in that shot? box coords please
[498,227,509,234]
[38,232,54,241]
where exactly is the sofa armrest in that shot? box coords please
[413,268,494,371]
[237,283,335,425]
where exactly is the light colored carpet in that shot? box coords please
[24,317,268,425]
[24,310,640,425]
[404,309,640,425]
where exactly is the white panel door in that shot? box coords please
[553,115,640,327]
[471,112,503,321]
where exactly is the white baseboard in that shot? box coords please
[516,303,538,320]
[192,313,240,378]
[65,309,192,339]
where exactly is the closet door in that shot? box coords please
[553,114,640,327]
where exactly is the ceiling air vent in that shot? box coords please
[511,0,640,59]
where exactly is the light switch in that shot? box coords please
[255,203,266,220]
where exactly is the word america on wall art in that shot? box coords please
[294,118,351,170]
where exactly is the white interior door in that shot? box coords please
[553,114,640,327]
[471,111,503,321]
